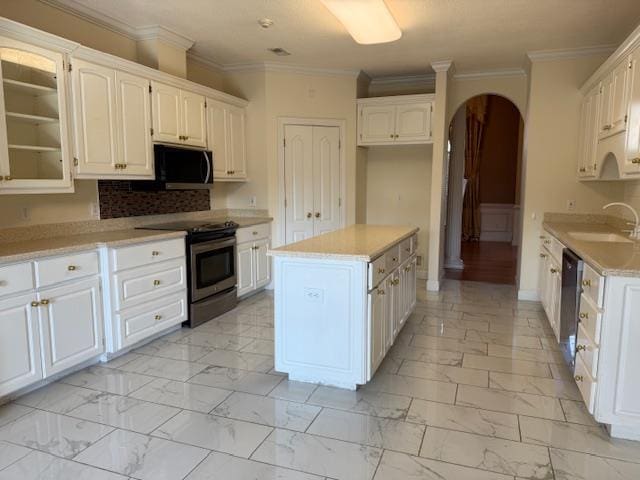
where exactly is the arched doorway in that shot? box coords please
[444,94,524,285]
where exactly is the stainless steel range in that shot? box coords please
[138,220,239,327]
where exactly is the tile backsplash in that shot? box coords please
[98,181,210,219]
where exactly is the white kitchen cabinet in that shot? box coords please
[0,36,73,194]
[72,59,153,178]
[151,81,206,148]
[577,85,600,178]
[0,293,43,397]
[599,59,630,140]
[37,277,103,377]
[624,50,640,175]
[368,285,386,376]
[357,94,434,146]
[236,225,271,298]
[207,99,247,180]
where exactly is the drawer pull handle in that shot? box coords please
[153,280,161,286]
[539,253,547,258]
[405,266,411,272]
[152,251,160,256]
[574,375,584,382]
[632,157,640,164]
[378,268,385,274]
[576,344,586,352]
[405,247,411,252]
[155,315,162,320]
[40,299,50,305]
[378,289,385,295]
[31,301,39,307]
[544,240,551,245]
[582,279,591,287]
[579,312,588,319]
[252,231,258,235]
[67,265,77,271]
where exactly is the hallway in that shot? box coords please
[445,241,518,285]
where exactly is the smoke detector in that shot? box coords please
[268,47,291,56]
[258,18,274,29]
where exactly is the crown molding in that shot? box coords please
[135,25,194,51]
[453,68,526,80]
[224,62,360,78]
[186,51,225,72]
[0,16,79,53]
[431,60,453,73]
[527,45,616,62]
[369,73,436,87]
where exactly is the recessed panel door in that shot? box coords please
[284,124,314,243]
[359,105,395,144]
[395,102,432,142]
[312,126,341,236]
[180,90,206,148]
[151,81,180,144]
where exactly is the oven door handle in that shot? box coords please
[202,151,211,184]
[190,237,236,254]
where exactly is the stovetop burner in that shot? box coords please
[137,220,240,234]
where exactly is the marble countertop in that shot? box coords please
[229,216,273,228]
[0,230,186,264]
[269,224,419,261]
[543,221,640,277]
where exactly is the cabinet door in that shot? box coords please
[237,241,256,297]
[312,126,341,236]
[386,274,399,350]
[538,249,549,311]
[609,58,631,136]
[398,263,409,327]
[254,238,271,289]
[228,105,247,179]
[368,286,386,378]
[115,71,153,177]
[180,90,206,148]
[359,105,396,144]
[551,265,562,341]
[599,73,613,138]
[151,81,181,144]
[38,277,103,377]
[71,59,118,176]
[0,293,43,397]
[578,86,600,178]
[207,99,230,178]
[284,125,314,243]
[395,102,432,143]
[625,52,640,175]
[408,257,417,313]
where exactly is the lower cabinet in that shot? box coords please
[0,293,43,397]
[37,277,103,377]
[237,227,271,297]
[368,286,387,375]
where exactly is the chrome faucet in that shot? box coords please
[603,202,640,240]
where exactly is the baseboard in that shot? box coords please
[427,279,440,292]
[607,423,640,441]
[518,289,539,301]
[444,258,464,270]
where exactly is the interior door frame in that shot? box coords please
[277,117,347,247]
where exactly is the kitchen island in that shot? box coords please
[269,225,418,389]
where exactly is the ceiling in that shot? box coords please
[46,0,640,77]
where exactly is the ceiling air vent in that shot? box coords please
[268,48,291,56]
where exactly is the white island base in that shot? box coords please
[270,225,418,390]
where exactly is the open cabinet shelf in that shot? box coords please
[8,144,60,152]
[3,78,57,96]
[5,111,59,124]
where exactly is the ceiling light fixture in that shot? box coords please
[268,47,291,56]
[319,0,401,45]
[258,18,274,29]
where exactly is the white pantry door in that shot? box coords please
[284,125,314,243]
[312,126,341,236]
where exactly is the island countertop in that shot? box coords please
[268,224,419,261]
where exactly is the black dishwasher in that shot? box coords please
[560,249,583,372]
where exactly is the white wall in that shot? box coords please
[365,145,432,275]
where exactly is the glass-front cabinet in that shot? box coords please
[0,36,72,193]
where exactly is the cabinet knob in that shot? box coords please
[394,134,399,139]
[576,344,586,352]
[252,231,258,235]
[40,299,50,305]
[31,301,40,307]
[632,157,640,164]
[582,279,591,287]
[155,314,162,320]
[153,279,161,286]
[67,265,77,271]
[152,251,160,256]
[539,253,547,258]
[392,257,398,262]
[579,167,586,172]
[574,375,584,382]
[378,268,385,274]
[230,170,235,174]
[4,176,11,181]
[579,312,588,319]
[389,134,394,138]
[550,268,558,274]
[315,212,321,218]
[603,124,612,130]
[184,135,189,140]
[405,248,411,252]
[378,289,385,295]
[307,212,312,219]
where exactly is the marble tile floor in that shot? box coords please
[1,280,640,480]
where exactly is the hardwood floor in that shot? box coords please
[445,241,518,285]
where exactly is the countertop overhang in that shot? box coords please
[543,221,640,277]
[269,224,419,262]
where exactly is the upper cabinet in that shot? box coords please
[0,36,73,194]
[578,24,640,181]
[151,81,206,148]
[207,98,247,181]
[357,94,434,146]
[71,59,153,179]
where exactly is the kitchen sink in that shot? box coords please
[567,231,633,243]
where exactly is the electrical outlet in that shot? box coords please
[416,255,422,266]
[249,196,257,207]
[89,202,100,217]
[567,200,576,211]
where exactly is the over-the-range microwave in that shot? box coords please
[133,144,213,190]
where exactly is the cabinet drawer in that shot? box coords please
[399,237,413,262]
[112,238,184,272]
[236,223,271,244]
[118,292,187,348]
[574,353,597,415]
[578,293,603,344]
[35,251,99,288]
[0,262,34,296]
[114,258,186,310]
[582,263,604,308]
[368,254,387,290]
[385,245,401,272]
[576,322,599,379]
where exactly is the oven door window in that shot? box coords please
[196,245,235,289]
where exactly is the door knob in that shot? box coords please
[315,212,321,218]
[307,212,312,219]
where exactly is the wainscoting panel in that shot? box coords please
[479,203,515,242]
